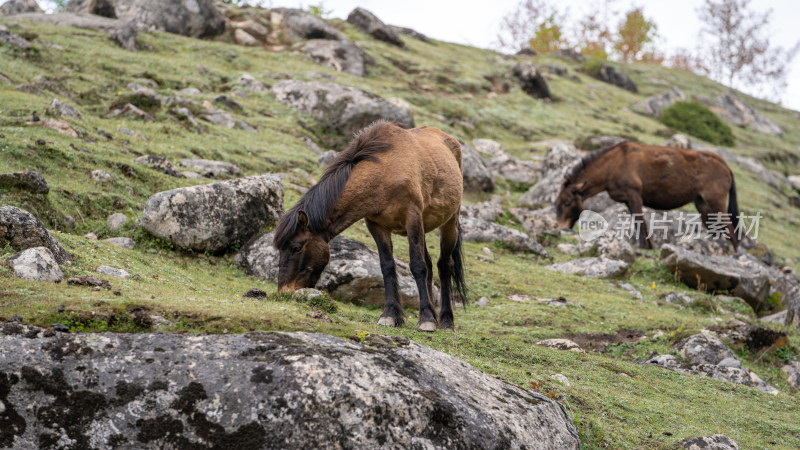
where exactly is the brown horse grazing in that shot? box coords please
[273,120,467,332]
[555,141,740,250]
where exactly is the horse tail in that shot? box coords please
[728,169,739,232]
[451,218,468,305]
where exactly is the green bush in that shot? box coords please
[659,100,735,146]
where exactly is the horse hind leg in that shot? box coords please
[366,219,405,327]
[405,213,438,332]
[696,195,738,252]
[437,215,459,330]
[626,193,653,249]
[424,246,436,310]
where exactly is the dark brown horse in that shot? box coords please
[273,120,467,332]
[555,141,739,249]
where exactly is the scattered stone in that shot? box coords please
[271,80,414,136]
[0,330,579,448]
[45,98,81,119]
[103,237,134,249]
[347,7,405,48]
[536,339,583,352]
[508,295,571,307]
[117,127,145,140]
[460,142,494,193]
[460,216,548,256]
[665,133,691,149]
[67,275,111,289]
[84,232,98,240]
[0,24,32,49]
[509,208,560,241]
[0,171,49,194]
[632,87,685,117]
[201,109,254,131]
[0,206,70,263]
[107,103,154,121]
[675,333,735,366]
[551,374,571,387]
[707,93,783,136]
[509,63,552,100]
[232,19,268,41]
[107,212,127,231]
[782,362,800,391]
[518,144,581,206]
[213,94,244,111]
[133,155,180,177]
[244,288,267,299]
[472,139,503,156]
[179,159,241,178]
[40,118,79,137]
[460,196,504,222]
[591,65,637,92]
[234,28,259,46]
[97,265,130,279]
[237,73,267,93]
[90,169,111,182]
[6,247,64,282]
[180,87,201,96]
[477,296,490,306]
[302,39,374,77]
[0,0,43,15]
[546,257,628,279]
[660,244,770,311]
[306,310,332,322]
[578,235,636,265]
[684,435,739,450]
[141,175,283,253]
[613,282,643,300]
[662,292,694,305]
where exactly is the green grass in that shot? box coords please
[1,14,799,449]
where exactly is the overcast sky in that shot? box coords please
[8,0,800,110]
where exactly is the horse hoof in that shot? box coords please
[417,321,436,333]
[438,321,454,330]
[377,316,397,327]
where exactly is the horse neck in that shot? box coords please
[320,204,365,242]
[574,156,612,198]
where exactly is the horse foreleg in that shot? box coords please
[406,214,438,332]
[627,194,652,249]
[366,220,405,327]
[437,216,459,330]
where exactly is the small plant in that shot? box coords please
[659,100,735,146]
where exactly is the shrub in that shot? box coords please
[659,100,735,146]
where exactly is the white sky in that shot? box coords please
[6,0,800,110]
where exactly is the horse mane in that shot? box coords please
[564,140,628,184]
[273,120,396,248]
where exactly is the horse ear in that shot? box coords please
[297,210,309,231]
[574,180,587,191]
[561,178,569,188]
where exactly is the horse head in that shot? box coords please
[555,179,585,229]
[274,210,331,292]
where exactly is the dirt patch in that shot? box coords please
[564,329,645,352]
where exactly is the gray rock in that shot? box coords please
[460,142,494,193]
[509,63,552,100]
[97,265,130,279]
[646,354,683,370]
[6,246,64,282]
[591,65,637,92]
[213,94,244,111]
[553,48,584,62]
[179,87,201,96]
[518,144,581,207]
[90,169,111,182]
[347,7,405,48]
[710,93,783,136]
[179,159,241,178]
[665,133,691,149]
[0,329,579,449]
[0,171,49,194]
[65,0,225,38]
[45,97,82,119]
[107,212,127,231]
[662,292,695,305]
[789,175,800,192]
[578,235,636,265]
[318,150,337,167]
[786,286,800,329]
[107,103,154,120]
[269,7,346,42]
[760,309,787,325]
[141,175,283,253]
[0,25,32,49]
[509,207,560,241]
[84,232,98,240]
[486,151,539,185]
[660,244,770,311]
[460,216,548,256]
[103,237,134,249]
[272,80,414,136]
[460,196,504,222]
[302,39,374,76]
[8,12,137,51]
[612,282,643,300]
[235,231,429,308]
[782,362,800,391]
[134,155,180,177]
[536,339,583,352]
[231,19,268,41]
[546,257,628,279]
[632,86,685,117]
[0,206,70,263]
[234,27,259,46]
[675,333,737,366]
[684,434,739,450]
[0,0,43,15]
[472,138,503,156]
[237,73,267,93]
[181,170,203,180]
[388,24,433,43]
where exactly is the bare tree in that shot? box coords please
[495,0,563,52]
[698,0,800,99]
[574,1,617,60]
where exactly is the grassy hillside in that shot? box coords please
[1,12,799,449]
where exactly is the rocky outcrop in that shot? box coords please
[472,139,539,185]
[632,86,685,117]
[509,63,552,100]
[236,231,427,308]
[461,196,504,222]
[0,328,579,449]
[460,142,494,193]
[388,25,433,43]
[179,159,241,178]
[546,257,628,279]
[684,435,739,450]
[591,65,637,93]
[460,216,548,256]
[347,7,405,48]
[5,247,64,282]
[660,244,770,311]
[301,39,374,76]
[518,144,582,207]
[64,0,225,38]
[46,98,82,119]
[0,24,32,49]
[269,7,346,42]
[708,93,783,136]
[7,12,137,50]
[0,171,49,194]
[0,206,71,264]
[134,155,180,177]
[140,175,283,253]
[0,0,43,15]
[272,80,414,136]
[509,208,560,241]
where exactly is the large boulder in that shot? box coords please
[632,86,685,117]
[269,7,346,42]
[140,175,283,253]
[684,435,739,450]
[0,328,579,449]
[509,63,552,100]
[591,65,637,93]
[545,257,628,279]
[518,144,582,207]
[0,171,49,194]
[660,244,770,311]
[709,93,783,136]
[236,232,425,308]
[5,247,64,282]
[301,39,374,77]
[347,7,405,48]
[0,0,43,15]
[272,80,414,136]
[460,216,548,257]
[64,0,225,38]
[0,206,71,264]
[460,142,494,193]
